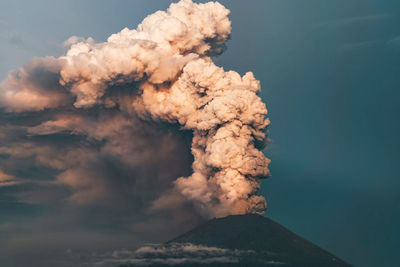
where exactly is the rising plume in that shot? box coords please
[0,0,270,218]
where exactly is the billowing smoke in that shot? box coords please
[0,0,270,219]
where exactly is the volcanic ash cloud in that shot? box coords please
[0,0,270,218]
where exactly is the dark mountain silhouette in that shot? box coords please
[169,214,351,266]
[120,214,352,267]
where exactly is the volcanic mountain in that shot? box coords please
[120,214,352,267]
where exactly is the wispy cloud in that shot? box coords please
[0,168,20,187]
[314,14,392,29]
[339,40,377,51]
[387,36,400,46]
[61,243,288,266]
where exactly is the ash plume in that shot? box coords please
[0,0,270,218]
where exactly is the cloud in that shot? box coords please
[339,40,377,51]
[0,0,270,266]
[0,0,270,219]
[0,56,72,112]
[0,168,19,187]
[69,243,256,266]
[388,36,400,46]
[61,243,288,266]
[314,14,392,29]
[63,36,95,48]
[0,2,271,264]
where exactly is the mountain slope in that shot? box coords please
[168,214,351,267]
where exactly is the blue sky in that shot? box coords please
[0,1,399,266]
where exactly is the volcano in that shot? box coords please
[120,214,352,267]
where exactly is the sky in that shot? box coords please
[0,0,399,267]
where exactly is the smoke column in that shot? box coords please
[0,0,270,218]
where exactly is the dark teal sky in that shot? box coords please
[0,1,399,266]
